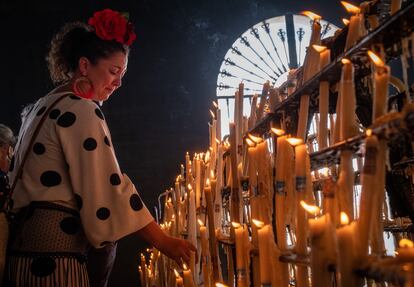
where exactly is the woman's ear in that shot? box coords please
[78,57,90,76]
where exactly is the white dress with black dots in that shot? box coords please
[6,91,154,287]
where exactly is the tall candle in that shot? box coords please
[368,50,390,255]
[233,223,248,287]
[254,221,272,284]
[174,269,184,287]
[336,212,358,287]
[314,45,331,150]
[294,143,309,287]
[183,264,196,287]
[297,13,321,140]
[357,134,379,255]
[204,181,221,282]
[309,214,336,287]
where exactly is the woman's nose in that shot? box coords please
[113,77,122,88]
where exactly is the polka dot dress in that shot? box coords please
[7,92,154,286]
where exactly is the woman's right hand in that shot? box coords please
[158,235,197,266]
[136,221,197,266]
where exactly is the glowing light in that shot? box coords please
[232,222,241,228]
[342,18,350,25]
[270,127,285,136]
[174,269,180,278]
[187,184,192,190]
[252,219,265,229]
[302,11,322,21]
[366,129,372,137]
[399,239,414,248]
[206,178,210,187]
[216,283,229,287]
[198,219,204,227]
[367,50,385,67]
[312,45,328,53]
[183,263,188,270]
[215,138,221,144]
[286,137,303,147]
[245,137,255,147]
[248,133,263,144]
[341,58,351,65]
[340,212,350,225]
[210,170,215,179]
[341,1,361,14]
[300,200,321,215]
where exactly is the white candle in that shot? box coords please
[336,212,358,287]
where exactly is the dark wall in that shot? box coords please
[0,0,349,286]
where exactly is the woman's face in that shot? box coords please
[81,51,128,101]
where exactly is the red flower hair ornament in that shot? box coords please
[88,9,136,46]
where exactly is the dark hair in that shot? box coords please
[46,22,129,85]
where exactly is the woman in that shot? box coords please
[5,9,196,286]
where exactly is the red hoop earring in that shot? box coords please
[72,76,94,99]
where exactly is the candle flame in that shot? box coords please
[246,137,255,147]
[302,11,322,21]
[210,170,215,179]
[198,219,204,227]
[341,58,351,65]
[248,133,263,144]
[367,50,385,67]
[341,1,361,14]
[187,184,192,190]
[206,178,210,187]
[342,18,350,25]
[286,137,303,147]
[231,222,241,228]
[366,129,372,136]
[399,239,414,248]
[270,127,285,136]
[216,284,229,287]
[300,200,321,215]
[312,45,328,53]
[215,138,221,144]
[183,263,188,270]
[210,110,215,119]
[174,269,180,278]
[252,219,265,228]
[212,101,218,108]
[340,212,350,225]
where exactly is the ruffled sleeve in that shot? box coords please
[56,96,153,247]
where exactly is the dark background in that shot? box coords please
[0,0,352,286]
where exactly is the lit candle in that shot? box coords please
[174,269,184,287]
[297,11,321,140]
[368,50,390,121]
[253,220,272,285]
[232,222,248,287]
[336,212,358,287]
[183,263,196,287]
[396,239,414,262]
[367,50,389,255]
[342,1,366,50]
[313,45,331,150]
[337,58,357,219]
[304,202,336,287]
